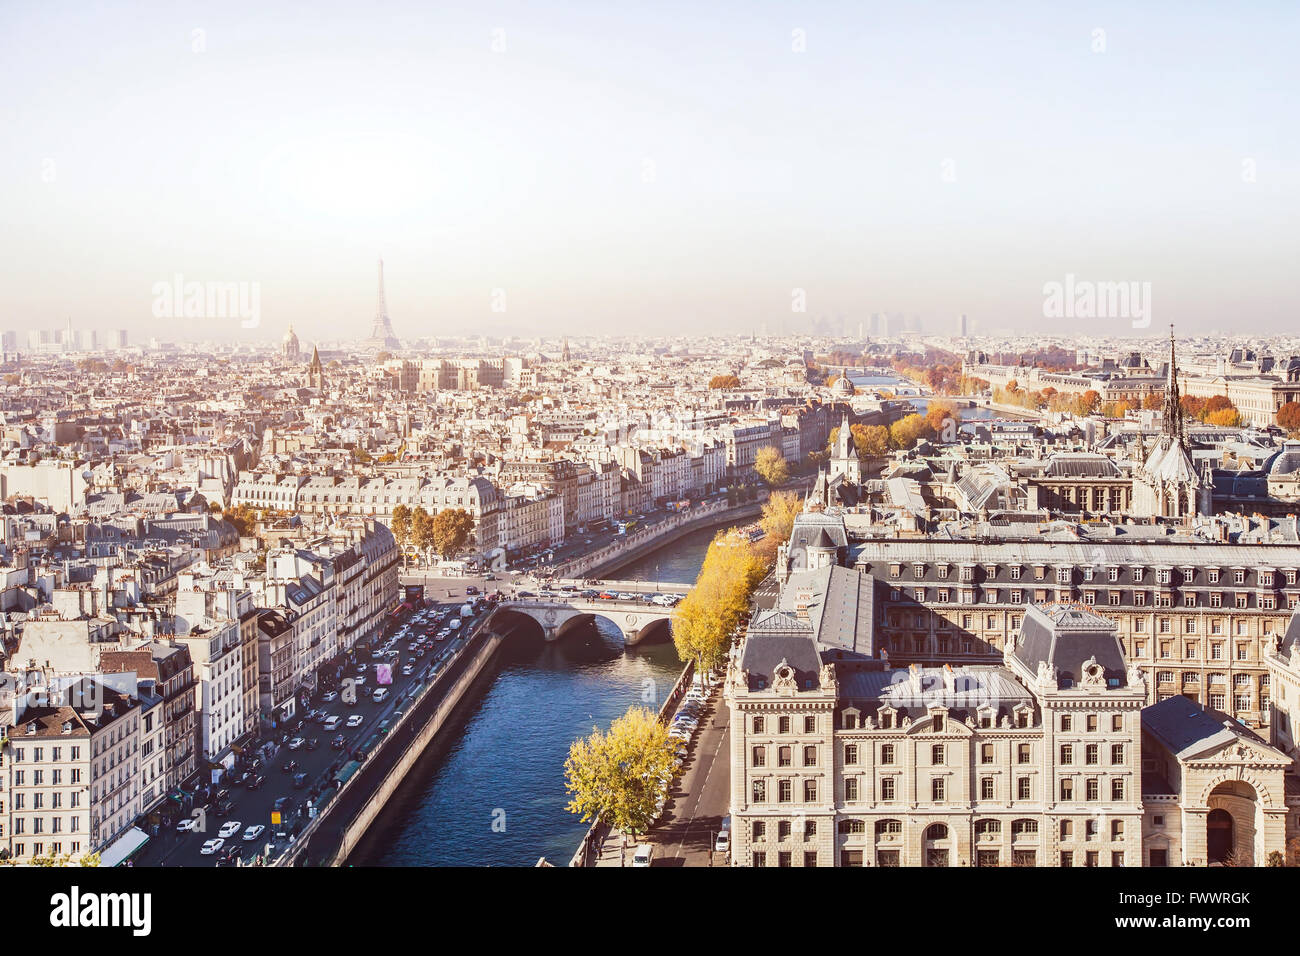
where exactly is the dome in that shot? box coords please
[282,324,300,357]
[832,375,854,396]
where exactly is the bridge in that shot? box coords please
[496,595,681,647]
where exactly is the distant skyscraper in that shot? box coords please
[114,329,128,349]
[367,259,401,350]
[957,313,968,337]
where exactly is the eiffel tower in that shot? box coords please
[367,258,401,350]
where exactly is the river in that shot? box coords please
[353,522,731,866]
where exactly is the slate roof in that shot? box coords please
[738,631,822,692]
[1009,602,1129,687]
[1141,694,1258,758]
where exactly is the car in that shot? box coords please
[597,591,616,600]
[353,673,367,686]
[323,715,341,731]
[288,737,305,750]
[218,820,242,838]
[401,665,414,676]
[632,844,654,867]
[372,688,389,703]
[715,831,730,854]
[305,737,319,751]
[331,734,347,749]
[221,845,245,865]
[465,585,479,595]
[320,690,338,703]
[243,824,265,842]
[176,817,199,833]
[293,772,309,789]
[346,715,364,728]
[200,838,225,855]
[517,590,536,598]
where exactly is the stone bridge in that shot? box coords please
[497,597,675,646]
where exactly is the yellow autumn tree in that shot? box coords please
[565,706,679,841]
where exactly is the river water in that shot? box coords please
[355,522,730,866]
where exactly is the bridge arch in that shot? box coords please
[498,599,674,647]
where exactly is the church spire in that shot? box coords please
[1161,324,1186,444]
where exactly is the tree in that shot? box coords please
[753,446,789,486]
[1082,389,1101,414]
[852,423,890,457]
[925,400,961,443]
[222,504,258,536]
[1206,407,1241,427]
[352,446,372,462]
[889,412,932,450]
[565,706,679,844]
[391,504,412,564]
[708,374,741,389]
[754,491,801,563]
[410,507,433,564]
[429,508,475,559]
[1277,401,1300,432]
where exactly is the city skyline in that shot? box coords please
[3,1,1298,339]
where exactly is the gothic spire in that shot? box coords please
[1161,324,1186,444]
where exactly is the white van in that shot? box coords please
[715,831,730,855]
[631,844,653,868]
[372,688,389,704]
[323,715,341,731]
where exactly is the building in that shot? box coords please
[725,598,1296,866]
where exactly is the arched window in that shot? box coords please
[975,819,1002,836]
[925,823,949,841]
[875,819,902,837]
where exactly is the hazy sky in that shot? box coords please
[2,1,1297,342]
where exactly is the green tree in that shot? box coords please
[429,507,475,559]
[753,446,789,486]
[565,706,679,844]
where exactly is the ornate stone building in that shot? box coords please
[726,598,1300,866]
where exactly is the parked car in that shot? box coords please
[715,831,730,854]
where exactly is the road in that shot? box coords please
[135,598,491,867]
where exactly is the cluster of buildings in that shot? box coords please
[725,336,1300,867]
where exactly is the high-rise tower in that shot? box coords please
[367,259,401,350]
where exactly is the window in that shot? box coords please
[752,852,766,867]
[931,778,946,801]
[981,743,994,764]
[805,820,817,839]
[778,780,792,803]
[844,778,859,801]
[751,746,766,767]
[752,780,766,803]
[1017,777,1031,800]
[931,744,945,765]
[778,746,792,767]
[1085,744,1099,765]
[803,780,817,802]
[1060,744,1073,764]
[880,778,896,801]
[1086,778,1099,801]
[777,820,792,841]
[803,746,817,767]
[1111,744,1124,764]
[752,820,766,843]
[804,715,816,733]
[1111,820,1124,839]
[804,852,818,868]
[880,744,895,765]
[980,777,995,800]
[1012,819,1038,836]
[752,716,764,734]
[1111,779,1125,800]
[1112,714,1123,732]
[1017,744,1031,764]
[1060,779,1074,800]
[844,744,859,765]
[976,819,1002,836]
[1060,715,1072,732]
[838,818,866,834]
[1060,820,1073,839]
[778,716,791,734]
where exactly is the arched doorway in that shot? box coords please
[1207,808,1234,864]
[923,823,950,867]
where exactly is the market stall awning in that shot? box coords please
[99,826,150,867]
